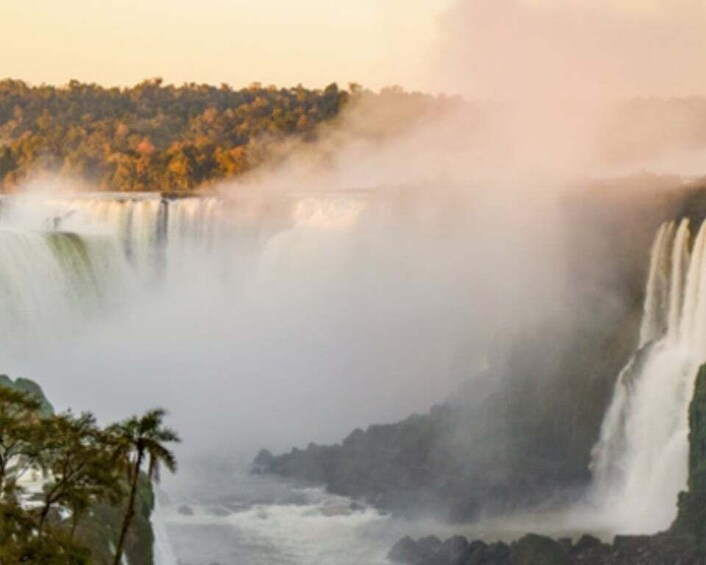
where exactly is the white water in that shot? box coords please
[0,190,498,562]
[158,460,595,565]
[152,501,179,565]
[3,188,705,554]
[0,194,232,355]
[0,229,132,351]
[590,217,706,533]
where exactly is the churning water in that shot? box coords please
[2,189,692,558]
[0,190,492,563]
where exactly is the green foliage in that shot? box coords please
[0,376,178,564]
[0,79,349,191]
[0,375,53,416]
[0,79,452,192]
[108,408,179,565]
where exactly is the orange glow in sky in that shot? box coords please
[0,0,451,90]
[2,0,706,97]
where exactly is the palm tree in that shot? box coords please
[109,409,179,565]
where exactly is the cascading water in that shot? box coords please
[0,228,132,351]
[0,189,499,564]
[0,193,229,354]
[33,194,226,271]
[590,217,706,533]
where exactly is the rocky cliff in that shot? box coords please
[255,178,692,522]
[387,362,706,565]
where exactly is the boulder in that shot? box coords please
[251,448,275,474]
[439,536,470,564]
[388,536,424,564]
[510,534,568,565]
[573,534,603,554]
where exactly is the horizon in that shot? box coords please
[0,0,452,94]
[3,0,706,99]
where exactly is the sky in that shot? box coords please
[1,0,706,96]
[439,0,706,99]
[0,0,453,91]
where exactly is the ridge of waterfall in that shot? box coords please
[0,229,132,351]
[0,194,226,351]
[0,192,371,352]
[37,196,226,270]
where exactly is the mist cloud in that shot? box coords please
[438,0,706,100]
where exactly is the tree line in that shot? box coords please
[0,377,179,564]
[0,79,448,193]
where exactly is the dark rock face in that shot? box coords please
[388,536,492,565]
[388,532,706,565]
[177,505,194,516]
[672,364,706,548]
[254,388,617,520]
[389,361,706,565]
[0,374,54,415]
[252,183,693,522]
[251,448,275,474]
[388,537,422,563]
[442,536,471,564]
[510,534,567,565]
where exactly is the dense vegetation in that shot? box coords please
[0,376,179,564]
[0,79,447,192]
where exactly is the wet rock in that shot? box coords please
[466,540,488,565]
[389,536,424,563]
[510,534,568,565]
[251,448,275,474]
[417,536,443,556]
[613,535,652,556]
[207,506,231,517]
[440,536,470,564]
[557,537,573,553]
[481,541,511,564]
[177,504,194,516]
[386,363,706,565]
[573,534,603,554]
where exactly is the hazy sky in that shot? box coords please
[0,0,452,91]
[2,0,705,95]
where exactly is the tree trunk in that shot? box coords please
[113,449,143,565]
[38,500,51,535]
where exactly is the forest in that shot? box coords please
[5,78,706,194]
[0,79,446,192]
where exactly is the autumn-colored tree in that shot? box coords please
[0,79,454,192]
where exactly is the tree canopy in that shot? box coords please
[0,375,178,564]
[0,79,445,192]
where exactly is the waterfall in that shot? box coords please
[591,217,706,533]
[0,194,227,272]
[0,229,132,350]
[0,193,233,353]
[152,500,178,565]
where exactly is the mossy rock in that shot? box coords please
[0,374,54,416]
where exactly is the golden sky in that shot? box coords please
[0,0,452,90]
[2,0,704,95]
